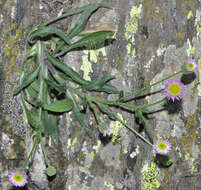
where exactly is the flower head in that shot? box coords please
[186,59,198,72]
[153,139,171,155]
[103,127,113,137]
[164,79,185,101]
[8,170,28,187]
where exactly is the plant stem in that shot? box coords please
[115,115,153,146]
[119,70,183,101]
[40,132,50,167]
[137,97,166,110]
[21,130,40,170]
[87,96,137,110]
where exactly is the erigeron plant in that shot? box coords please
[9,3,198,187]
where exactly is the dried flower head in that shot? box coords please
[103,127,113,137]
[153,139,171,155]
[8,170,28,187]
[164,79,185,101]
[186,59,198,72]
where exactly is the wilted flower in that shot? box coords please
[8,170,28,187]
[164,79,185,101]
[153,139,171,155]
[103,127,113,137]
[186,59,198,72]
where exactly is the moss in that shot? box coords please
[141,162,160,190]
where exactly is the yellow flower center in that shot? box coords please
[13,173,23,182]
[168,83,181,96]
[187,62,194,70]
[157,141,167,150]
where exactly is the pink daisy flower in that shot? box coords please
[164,79,185,101]
[153,139,171,155]
[186,59,198,72]
[8,170,28,187]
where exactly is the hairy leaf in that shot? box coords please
[13,65,40,96]
[83,76,115,91]
[54,31,115,57]
[43,99,73,112]
[66,89,92,136]
[28,27,71,45]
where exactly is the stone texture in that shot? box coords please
[0,0,201,190]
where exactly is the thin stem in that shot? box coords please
[116,115,153,146]
[119,71,183,101]
[40,132,50,167]
[137,97,166,110]
[87,96,137,110]
[21,130,40,170]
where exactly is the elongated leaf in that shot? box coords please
[68,5,99,38]
[42,110,59,145]
[22,97,42,129]
[47,52,119,93]
[13,65,40,96]
[66,89,92,136]
[28,27,71,45]
[98,83,120,94]
[44,79,65,93]
[83,76,114,91]
[79,24,116,36]
[46,52,88,85]
[43,99,73,112]
[54,31,115,57]
[54,4,101,51]
[95,102,116,120]
[42,2,112,26]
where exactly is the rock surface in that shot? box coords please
[0,0,201,190]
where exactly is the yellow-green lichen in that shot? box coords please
[90,151,95,161]
[81,47,107,81]
[141,162,160,190]
[125,4,142,56]
[71,136,78,146]
[92,140,101,154]
[186,38,195,56]
[3,22,23,81]
[104,181,114,190]
[187,10,193,20]
[109,113,124,142]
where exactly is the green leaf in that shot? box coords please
[46,166,57,177]
[42,3,111,26]
[44,79,66,93]
[98,83,120,94]
[43,99,73,112]
[95,102,116,120]
[13,65,40,96]
[66,89,92,137]
[83,75,114,91]
[98,122,110,133]
[67,4,100,39]
[27,26,71,45]
[54,31,115,57]
[41,110,59,145]
[21,97,42,129]
[46,52,88,85]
